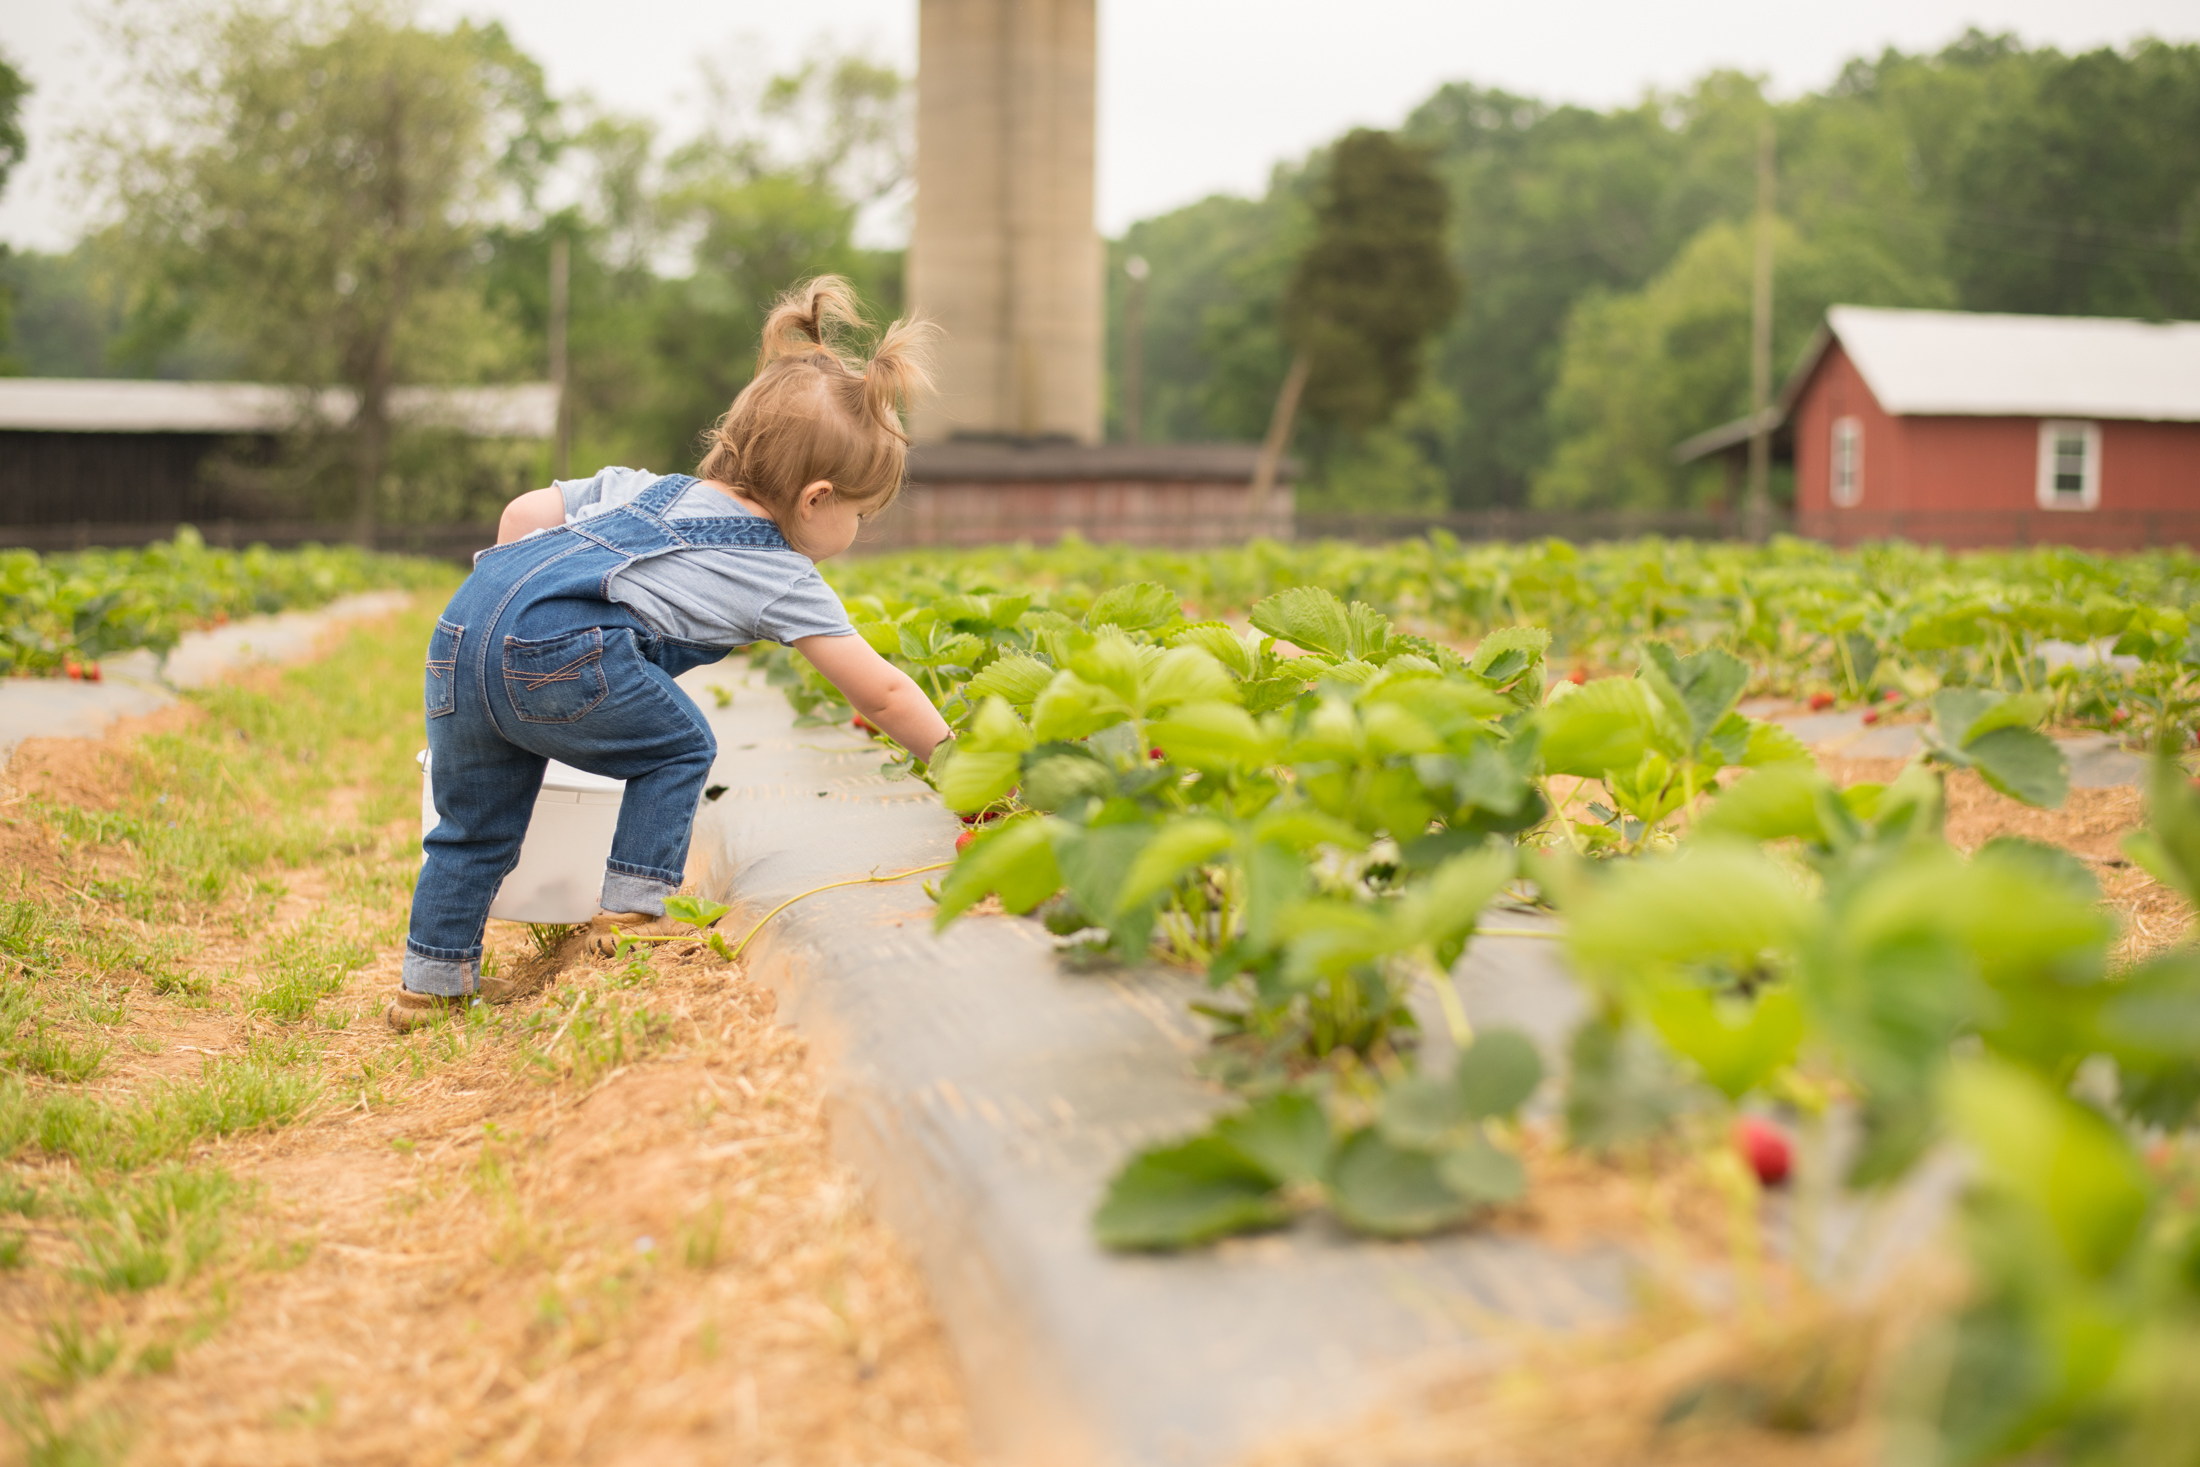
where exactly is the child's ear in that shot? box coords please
[800,479,834,516]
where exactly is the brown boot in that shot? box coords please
[384,988,475,1032]
[383,964,559,1032]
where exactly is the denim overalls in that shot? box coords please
[406,474,790,996]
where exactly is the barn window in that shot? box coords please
[1830,417,1863,507]
[2036,420,2101,511]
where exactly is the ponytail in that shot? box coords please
[755,276,867,373]
[860,316,938,447]
[698,276,939,519]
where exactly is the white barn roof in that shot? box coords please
[1813,306,2200,422]
[0,378,558,437]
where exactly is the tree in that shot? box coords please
[1532,215,1948,510]
[91,1,552,542]
[1943,40,2200,319]
[468,48,910,480]
[1107,191,1305,444]
[0,46,30,373]
[1251,129,1460,509]
[1401,87,1701,508]
[641,53,908,467]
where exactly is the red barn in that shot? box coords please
[1680,307,2200,549]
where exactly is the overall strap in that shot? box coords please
[676,514,795,551]
[627,472,794,550]
[664,479,805,554]
[628,472,697,520]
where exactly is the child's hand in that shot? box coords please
[792,633,952,760]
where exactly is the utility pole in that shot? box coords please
[1122,255,1149,444]
[1744,118,1775,543]
[1249,350,1311,525]
[549,234,571,481]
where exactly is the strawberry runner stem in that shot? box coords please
[619,862,955,964]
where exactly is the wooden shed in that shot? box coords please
[1679,307,2200,549]
[0,378,555,548]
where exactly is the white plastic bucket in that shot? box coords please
[418,750,626,924]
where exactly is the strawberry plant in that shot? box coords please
[778,575,1819,1241]
[0,528,452,677]
[761,538,2200,1461]
[823,536,2200,743]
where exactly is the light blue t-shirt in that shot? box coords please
[550,467,855,646]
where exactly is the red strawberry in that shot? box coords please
[85,665,102,683]
[1150,748,1164,761]
[1862,709,1880,725]
[1733,1116,1792,1187]
[2110,709,2130,726]
[1568,666,1587,685]
[64,661,82,680]
[955,830,976,853]
[1808,691,1835,711]
[1882,689,1900,703]
[852,714,876,735]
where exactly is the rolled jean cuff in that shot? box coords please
[602,867,678,917]
[402,946,481,997]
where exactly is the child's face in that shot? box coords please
[793,480,863,560]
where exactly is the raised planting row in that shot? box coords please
[751,556,2200,1464]
[0,527,455,678]
[831,535,2200,746]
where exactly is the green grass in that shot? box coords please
[0,581,608,1460]
[66,1165,242,1292]
[1,1396,122,1467]
[31,587,451,914]
[21,1319,124,1390]
[7,1029,108,1085]
[0,977,109,1084]
[249,923,373,1023]
[0,601,447,1185]
[518,982,673,1088]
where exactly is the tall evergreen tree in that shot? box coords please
[1286,129,1461,433]
[1253,129,1461,505]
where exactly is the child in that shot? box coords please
[392,277,952,1031]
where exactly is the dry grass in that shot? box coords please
[98,940,973,1467]
[1816,754,2190,961]
[0,606,971,1466]
[1238,1271,1954,1467]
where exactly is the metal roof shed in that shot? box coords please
[1678,308,2200,548]
[0,378,555,544]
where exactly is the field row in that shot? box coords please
[1,530,453,677]
[767,543,2200,1463]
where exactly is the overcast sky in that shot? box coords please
[2,0,2194,252]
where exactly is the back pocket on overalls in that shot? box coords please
[502,627,610,724]
[425,618,463,718]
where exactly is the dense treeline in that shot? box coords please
[0,15,2196,523]
[1111,32,2200,513]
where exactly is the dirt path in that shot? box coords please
[118,941,971,1467]
[0,607,971,1465]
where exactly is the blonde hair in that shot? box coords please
[696,277,936,520]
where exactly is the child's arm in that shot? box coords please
[793,634,953,762]
[497,487,567,544]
